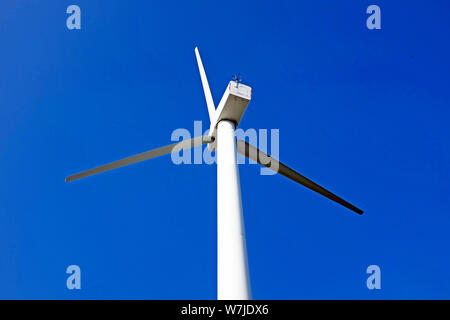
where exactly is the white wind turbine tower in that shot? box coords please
[66,47,363,300]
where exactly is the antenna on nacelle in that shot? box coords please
[232,73,242,86]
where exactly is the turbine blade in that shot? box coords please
[66,136,213,182]
[236,139,363,215]
[195,47,216,123]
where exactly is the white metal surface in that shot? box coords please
[194,47,216,123]
[216,120,251,300]
[208,81,252,150]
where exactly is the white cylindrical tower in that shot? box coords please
[216,120,251,300]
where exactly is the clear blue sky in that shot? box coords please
[1,0,449,299]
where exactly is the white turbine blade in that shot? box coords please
[236,139,363,215]
[66,136,213,182]
[195,47,216,123]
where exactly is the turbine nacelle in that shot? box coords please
[207,81,252,151]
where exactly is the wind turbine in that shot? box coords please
[66,47,363,300]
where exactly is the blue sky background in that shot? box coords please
[1,0,449,299]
